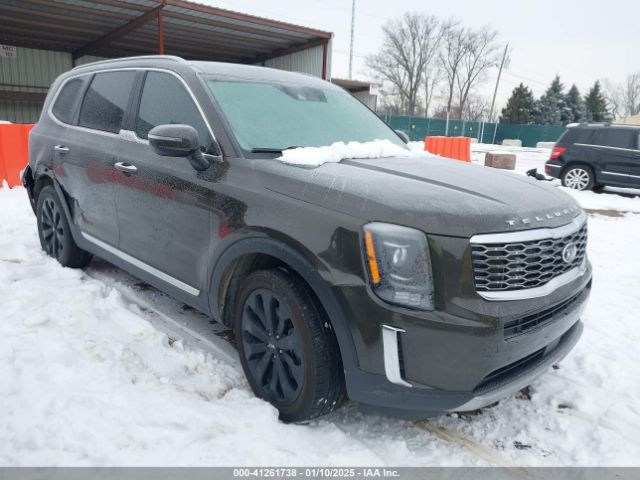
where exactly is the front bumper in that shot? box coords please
[338,266,591,419]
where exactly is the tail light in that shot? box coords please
[550,147,565,160]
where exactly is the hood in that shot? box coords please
[257,156,582,237]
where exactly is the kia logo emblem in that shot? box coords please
[562,243,578,264]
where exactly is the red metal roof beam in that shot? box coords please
[72,4,164,60]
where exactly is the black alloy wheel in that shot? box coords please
[40,196,65,260]
[240,288,304,406]
[234,269,346,422]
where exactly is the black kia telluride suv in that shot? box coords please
[545,122,640,191]
[24,56,592,422]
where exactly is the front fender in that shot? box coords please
[209,235,360,376]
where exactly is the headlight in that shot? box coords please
[362,223,434,310]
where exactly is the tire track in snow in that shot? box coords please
[83,264,240,367]
[415,420,530,473]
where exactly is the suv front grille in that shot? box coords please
[471,221,587,292]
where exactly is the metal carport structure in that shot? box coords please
[0,0,333,122]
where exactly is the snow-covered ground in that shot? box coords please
[470,143,640,213]
[1,145,640,466]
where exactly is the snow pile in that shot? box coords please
[277,139,433,167]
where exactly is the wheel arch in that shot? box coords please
[209,235,359,375]
[560,161,594,177]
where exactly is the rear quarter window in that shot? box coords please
[558,128,580,144]
[52,78,84,124]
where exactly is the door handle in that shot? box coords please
[54,145,69,153]
[114,162,138,174]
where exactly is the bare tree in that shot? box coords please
[366,13,442,115]
[423,65,442,117]
[603,79,623,119]
[621,73,640,116]
[463,94,490,121]
[454,26,500,118]
[419,17,445,116]
[604,73,640,118]
[439,20,469,123]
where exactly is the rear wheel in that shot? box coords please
[36,185,92,268]
[561,166,594,191]
[234,269,345,422]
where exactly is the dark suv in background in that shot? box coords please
[545,123,640,190]
[24,56,592,422]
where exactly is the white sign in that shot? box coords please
[0,45,17,59]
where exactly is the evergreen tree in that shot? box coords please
[584,81,610,122]
[500,83,535,124]
[565,84,586,123]
[532,75,571,125]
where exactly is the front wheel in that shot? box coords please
[561,166,594,191]
[234,269,345,422]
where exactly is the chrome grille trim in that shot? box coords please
[470,212,588,301]
[470,211,587,244]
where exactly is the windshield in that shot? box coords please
[206,80,406,154]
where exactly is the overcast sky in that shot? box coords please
[204,0,638,109]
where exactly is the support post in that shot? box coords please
[158,3,165,54]
[348,0,356,79]
[321,39,328,80]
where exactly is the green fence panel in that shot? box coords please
[383,115,566,147]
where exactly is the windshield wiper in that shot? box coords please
[251,146,301,154]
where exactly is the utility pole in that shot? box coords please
[488,43,509,123]
[349,0,356,79]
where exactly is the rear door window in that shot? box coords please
[134,71,212,152]
[52,78,84,124]
[601,129,634,149]
[78,71,136,133]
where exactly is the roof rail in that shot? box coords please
[72,55,186,70]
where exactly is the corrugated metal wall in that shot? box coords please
[1,43,331,123]
[75,55,108,66]
[0,101,43,124]
[263,44,325,78]
[0,46,72,123]
[352,90,377,111]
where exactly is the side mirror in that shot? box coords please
[148,124,211,171]
[395,130,410,144]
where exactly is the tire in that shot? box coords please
[234,268,346,422]
[36,185,92,268]
[561,165,594,191]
